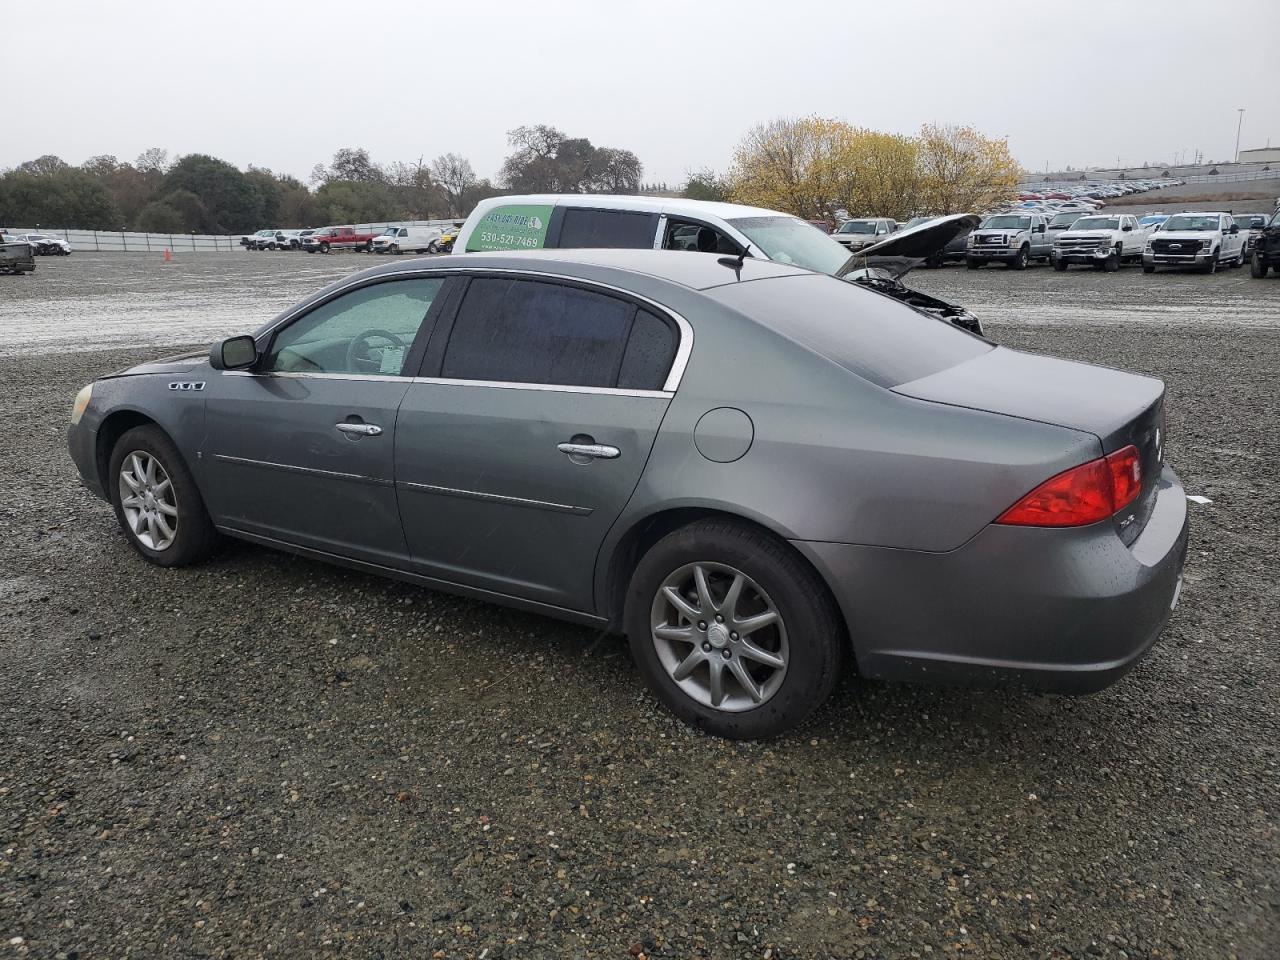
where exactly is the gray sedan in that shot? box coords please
[67,249,1189,738]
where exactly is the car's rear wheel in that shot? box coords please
[1251,253,1270,278]
[1233,246,1246,267]
[109,426,217,567]
[625,519,843,740]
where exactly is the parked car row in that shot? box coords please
[241,223,465,254]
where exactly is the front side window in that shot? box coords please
[264,277,445,375]
[440,278,676,390]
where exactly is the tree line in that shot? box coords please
[0,118,1017,233]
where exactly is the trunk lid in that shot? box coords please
[894,347,1167,544]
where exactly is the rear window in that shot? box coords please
[557,208,657,249]
[707,274,991,389]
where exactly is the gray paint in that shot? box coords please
[69,249,1189,691]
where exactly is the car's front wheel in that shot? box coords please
[1009,245,1029,270]
[625,519,844,740]
[109,426,217,567]
[1251,253,1270,278]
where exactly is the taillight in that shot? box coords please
[996,445,1142,527]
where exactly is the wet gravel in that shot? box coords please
[2,255,1279,958]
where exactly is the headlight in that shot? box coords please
[71,383,93,424]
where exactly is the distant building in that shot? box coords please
[1239,147,1280,164]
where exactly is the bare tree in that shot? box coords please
[135,147,169,175]
[430,153,478,215]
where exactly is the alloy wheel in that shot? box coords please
[650,562,789,712]
[118,451,178,551]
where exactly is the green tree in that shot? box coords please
[0,167,121,229]
[314,179,395,224]
[162,154,264,232]
[500,125,644,193]
[136,200,188,233]
[682,167,729,202]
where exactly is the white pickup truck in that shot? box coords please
[1051,214,1149,271]
[1142,211,1246,274]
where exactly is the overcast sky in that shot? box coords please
[7,1,1279,185]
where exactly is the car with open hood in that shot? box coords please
[454,195,983,334]
[65,248,1189,739]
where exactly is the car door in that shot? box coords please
[1222,216,1241,259]
[394,274,684,613]
[199,275,450,566]
[1030,216,1050,257]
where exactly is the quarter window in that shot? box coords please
[440,278,677,390]
[263,277,444,375]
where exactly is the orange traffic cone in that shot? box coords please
[163,248,172,263]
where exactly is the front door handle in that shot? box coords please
[336,422,383,437]
[557,441,620,461]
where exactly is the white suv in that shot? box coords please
[1051,214,1149,272]
[1142,212,1246,274]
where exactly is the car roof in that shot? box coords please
[366,247,816,292]
[471,193,788,222]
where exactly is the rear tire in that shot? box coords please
[624,519,844,740]
[108,425,218,568]
[1251,253,1270,278]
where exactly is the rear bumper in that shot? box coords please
[794,465,1189,693]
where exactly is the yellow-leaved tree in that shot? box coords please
[727,118,1019,220]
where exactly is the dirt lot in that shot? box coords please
[2,254,1279,959]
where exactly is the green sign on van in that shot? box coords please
[465,204,554,252]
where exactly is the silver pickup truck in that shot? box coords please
[0,232,37,275]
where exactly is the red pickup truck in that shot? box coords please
[302,226,379,253]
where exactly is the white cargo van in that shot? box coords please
[372,225,444,255]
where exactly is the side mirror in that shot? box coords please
[1122,224,1133,231]
[209,335,258,371]
[1036,223,1047,233]
[1229,225,1239,234]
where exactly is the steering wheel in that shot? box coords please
[346,329,405,373]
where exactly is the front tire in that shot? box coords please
[624,519,844,740]
[1009,245,1029,270]
[427,241,440,254]
[1143,262,1156,274]
[1103,245,1121,271]
[1251,253,1270,278]
[1202,251,1219,274]
[966,258,981,269]
[1052,258,1068,272]
[108,425,217,567]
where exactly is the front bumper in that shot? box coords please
[794,465,1189,693]
[1144,251,1212,267]
[967,247,1016,261]
[1052,247,1113,264]
[67,419,106,501]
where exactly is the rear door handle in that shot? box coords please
[557,441,620,460]
[336,422,383,437]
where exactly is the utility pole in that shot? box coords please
[1235,108,1245,163]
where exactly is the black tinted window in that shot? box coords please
[442,279,634,387]
[557,209,656,249]
[618,309,678,390]
[708,274,990,389]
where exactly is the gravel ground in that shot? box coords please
[1,255,1279,959]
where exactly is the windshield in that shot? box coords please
[837,221,878,234]
[729,215,852,275]
[1236,215,1265,228]
[1050,213,1083,227]
[904,217,933,229]
[1163,215,1221,232]
[980,216,1031,230]
[1139,216,1167,225]
[1071,217,1121,231]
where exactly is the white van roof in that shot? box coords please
[469,194,788,222]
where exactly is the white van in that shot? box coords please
[372,225,444,255]
[453,194,984,334]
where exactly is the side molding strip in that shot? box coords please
[397,480,593,517]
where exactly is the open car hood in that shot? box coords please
[836,214,980,280]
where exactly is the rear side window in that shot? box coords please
[442,278,635,388]
[557,209,657,249]
[708,274,991,389]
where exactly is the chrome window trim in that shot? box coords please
[212,453,392,487]
[221,369,671,398]
[397,480,593,516]
[254,266,693,393]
